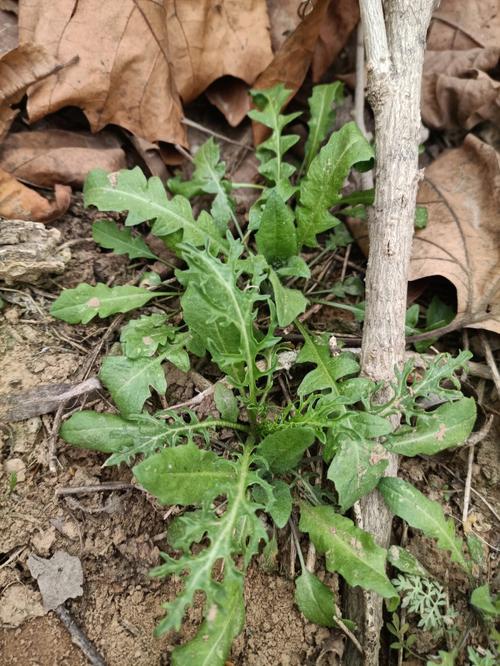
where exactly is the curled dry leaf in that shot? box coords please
[421,0,500,131]
[410,135,500,334]
[205,77,253,128]
[18,0,272,145]
[128,135,169,181]
[311,0,360,81]
[0,129,127,187]
[0,8,18,55]
[428,0,500,50]
[0,168,71,221]
[0,43,65,140]
[422,48,500,130]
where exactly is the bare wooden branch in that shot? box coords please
[344,2,438,663]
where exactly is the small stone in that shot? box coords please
[4,458,26,482]
[32,526,56,556]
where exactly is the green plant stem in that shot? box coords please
[156,416,249,434]
[230,182,265,190]
[229,208,246,244]
[293,472,321,506]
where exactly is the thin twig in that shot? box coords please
[0,546,25,571]
[56,482,137,497]
[174,143,194,163]
[182,118,253,150]
[340,244,352,283]
[54,605,107,666]
[462,443,476,525]
[46,404,65,473]
[436,460,500,523]
[161,384,214,412]
[480,333,500,398]
[462,414,494,525]
[354,22,374,191]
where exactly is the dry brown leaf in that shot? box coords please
[266,0,303,52]
[18,0,272,145]
[0,8,18,55]
[166,0,272,103]
[0,129,126,187]
[0,43,65,140]
[428,0,500,50]
[19,0,185,146]
[128,135,169,181]
[410,135,500,334]
[422,48,500,130]
[422,1,500,131]
[311,0,360,81]
[206,77,252,127]
[0,168,70,221]
[28,550,83,611]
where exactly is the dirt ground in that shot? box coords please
[0,205,498,666]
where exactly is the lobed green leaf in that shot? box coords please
[296,122,374,247]
[99,354,166,416]
[304,82,343,170]
[133,442,236,505]
[385,398,476,456]
[92,219,157,259]
[299,503,396,599]
[379,478,470,573]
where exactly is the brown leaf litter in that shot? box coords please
[0,42,71,141]
[421,0,500,130]
[410,134,500,334]
[348,135,500,335]
[0,130,126,187]
[0,168,71,221]
[17,0,273,146]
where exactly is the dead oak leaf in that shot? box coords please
[0,167,71,221]
[311,0,360,81]
[410,135,500,334]
[166,0,273,103]
[0,43,65,140]
[428,0,500,50]
[0,129,127,187]
[19,0,186,146]
[18,0,272,145]
[422,47,500,130]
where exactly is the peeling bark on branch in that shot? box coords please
[343,1,437,664]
